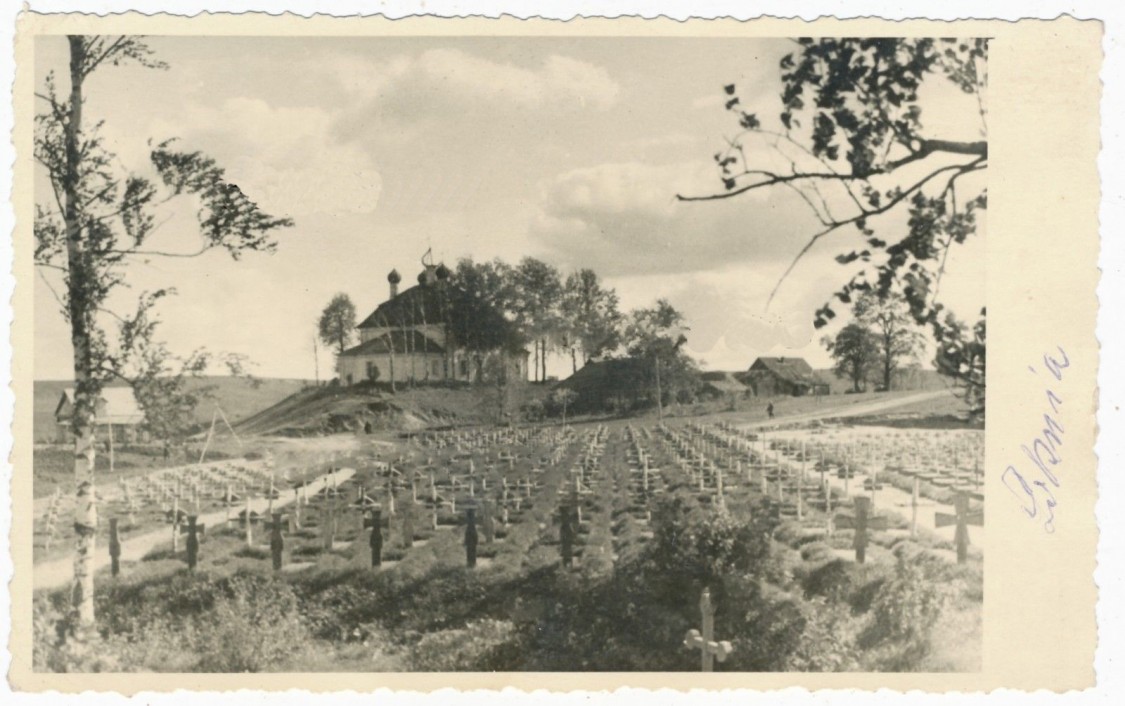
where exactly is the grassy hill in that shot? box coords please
[34,377,312,443]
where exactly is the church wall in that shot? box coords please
[338,351,450,386]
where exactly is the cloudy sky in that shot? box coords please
[33,35,986,380]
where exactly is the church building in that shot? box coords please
[337,256,529,387]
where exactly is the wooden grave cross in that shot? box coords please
[168,495,183,552]
[180,515,205,570]
[265,512,287,571]
[835,496,886,564]
[363,507,384,567]
[683,588,734,672]
[464,505,479,568]
[559,498,577,568]
[935,491,983,563]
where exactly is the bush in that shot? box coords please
[99,571,306,672]
[858,554,955,670]
[408,619,520,670]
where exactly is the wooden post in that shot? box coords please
[560,501,575,568]
[365,508,383,567]
[183,515,204,571]
[108,518,121,578]
[464,507,478,568]
[683,588,733,672]
[264,512,286,571]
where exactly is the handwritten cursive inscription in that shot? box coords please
[1001,346,1070,533]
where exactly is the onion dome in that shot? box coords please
[387,269,401,284]
[435,262,451,280]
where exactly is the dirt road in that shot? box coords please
[740,390,950,430]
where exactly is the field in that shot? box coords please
[33,377,313,443]
[33,390,983,673]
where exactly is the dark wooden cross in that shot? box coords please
[265,512,287,571]
[180,515,205,570]
[559,500,576,568]
[683,587,733,672]
[108,517,122,578]
[835,496,886,564]
[935,491,984,563]
[464,506,479,568]
[364,508,383,567]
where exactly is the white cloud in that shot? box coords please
[333,49,619,138]
[530,160,823,276]
[145,97,382,218]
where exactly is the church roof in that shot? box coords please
[357,283,450,330]
[340,330,447,357]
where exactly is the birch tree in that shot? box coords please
[34,35,292,633]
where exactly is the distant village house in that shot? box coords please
[743,357,830,397]
[54,387,146,444]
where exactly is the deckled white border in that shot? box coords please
[2,2,1122,705]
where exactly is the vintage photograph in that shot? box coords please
[28,32,989,673]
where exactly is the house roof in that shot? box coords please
[699,371,749,393]
[340,330,447,357]
[56,387,145,425]
[748,357,825,386]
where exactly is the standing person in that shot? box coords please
[767,402,775,419]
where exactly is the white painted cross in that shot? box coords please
[683,588,733,672]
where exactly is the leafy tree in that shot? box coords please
[933,310,986,416]
[823,322,878,393]
[449,258,525,380]
[34,35,292,631]
[513,257,564,382]
[854,290,924,391]
[624,300,693,419]
[547,387,579,426]
[684,38,988,409]
[317,293,357,356]
[560,269,623,372]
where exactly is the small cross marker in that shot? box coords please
[684,588,733,672]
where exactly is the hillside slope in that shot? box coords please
[233,383,542,437]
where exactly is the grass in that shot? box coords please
[33,376,313,443]
[34,406,982,673]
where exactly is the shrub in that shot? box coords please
[858,554,955,670]
[98,571,306,672]
[408,619,520,671]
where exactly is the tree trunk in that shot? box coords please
[571,347,577,374]
[64,36,98,630]
[540,338,547,382]
[654,354,663,421]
